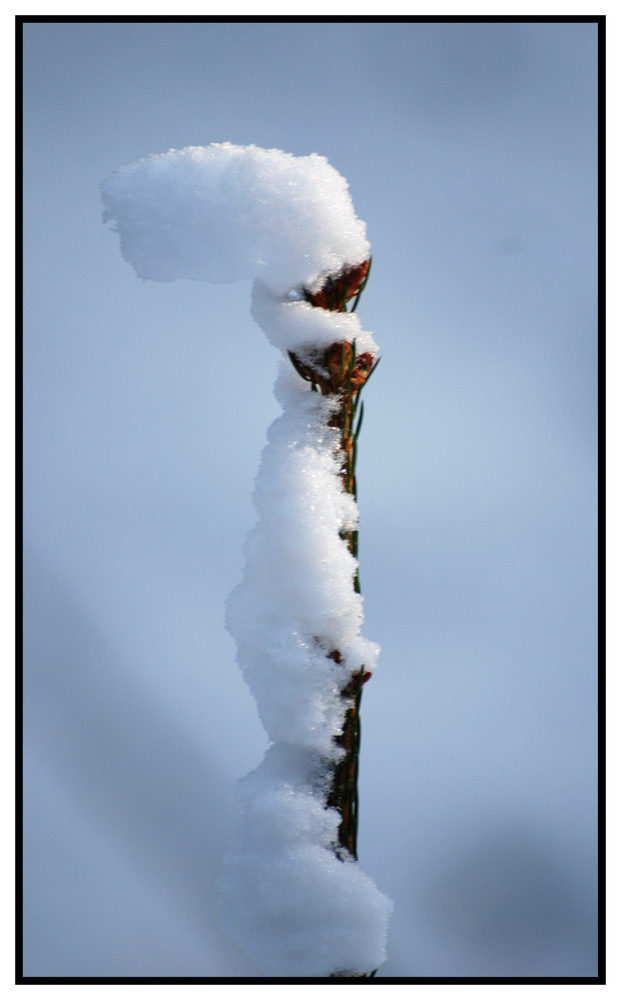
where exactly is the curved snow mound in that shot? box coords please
[101,142,370,297]
[217,745,392,978]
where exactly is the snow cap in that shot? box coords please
[101,142,370,297]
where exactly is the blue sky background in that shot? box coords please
[22,19,599,978]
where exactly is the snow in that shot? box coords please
[217,749,391,978]
[226,362,380,751]
[251,278,378,356]
[101,142,391,977]
[101,142,370,298]
[221,360,391,977]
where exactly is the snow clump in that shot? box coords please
[221,360,392,975]
[101,142,370,299]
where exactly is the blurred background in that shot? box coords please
[22,19,598,978]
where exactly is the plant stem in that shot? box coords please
[288,262,377,862]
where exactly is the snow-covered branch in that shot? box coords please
[101,142,391,977]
